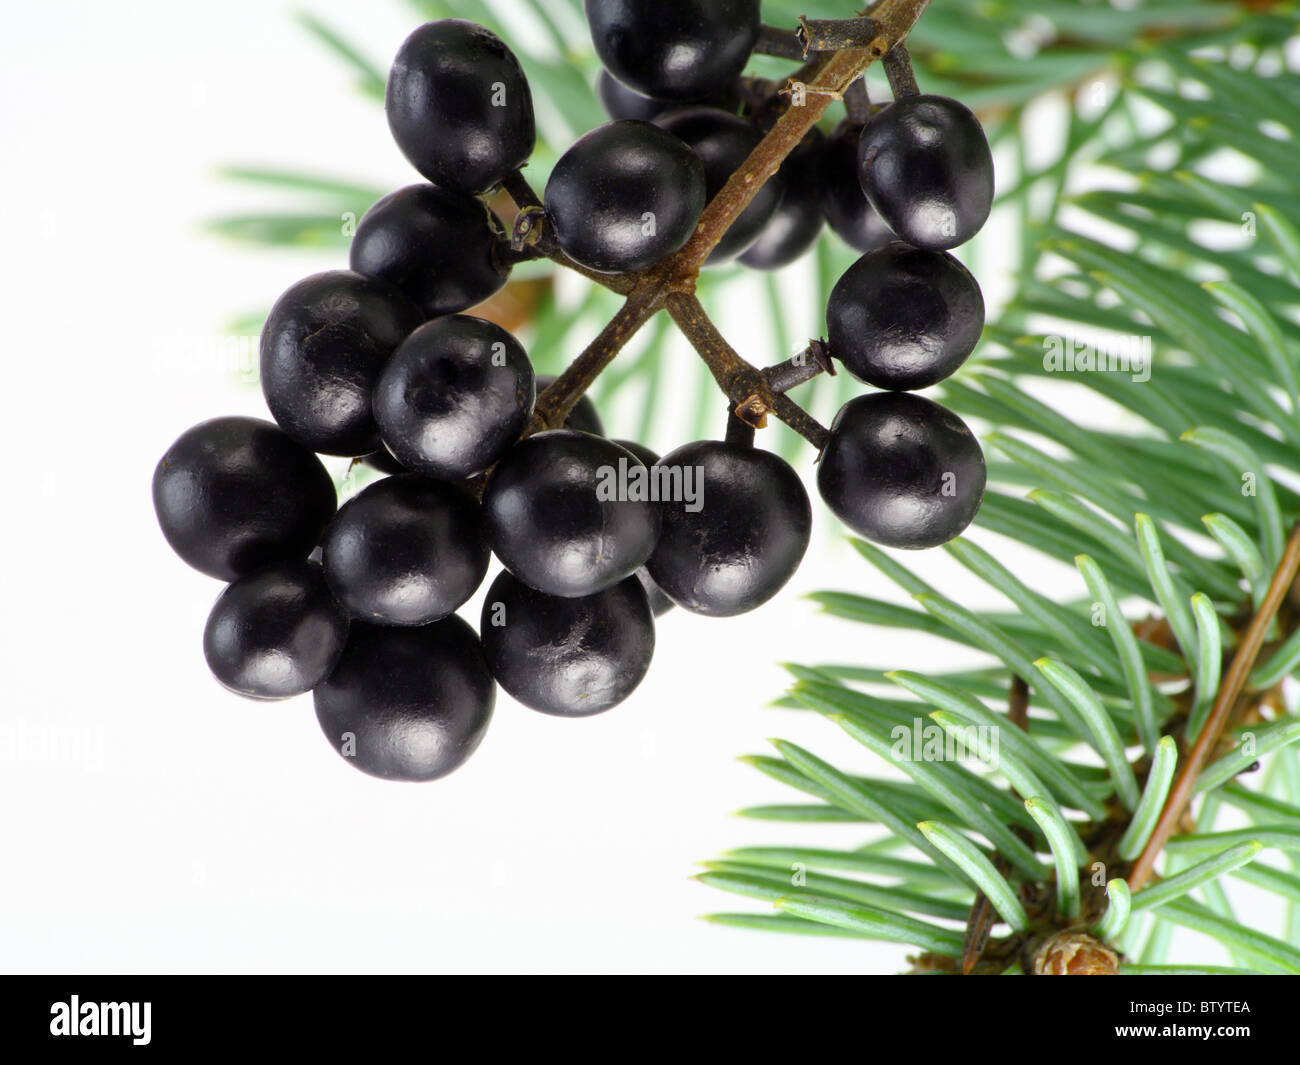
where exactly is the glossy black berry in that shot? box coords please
[597,69,730,122]
[544,120,706,273]
[613,439,675,617]
[537,376,604,436]
[739,127,827,270]
[857,95,994,251]
[655,107,784,263]
[322,474,489,626]
[586,0,760,101]
[597,69,677,122]
[817,392,986,549]
[349,184,509,318]
[203,560,348,699]
[260,270,423,455]
[820,125,894,253]
[385,20,535,194]
[647,441,811,617]
[483,430,661,597]
[827,241,984,390]
[480,571,654,717]
[611,439,659,468]
[153,416,336,581]
[361,447,407,475]
[314,616,495,782]
[374,315,534,480]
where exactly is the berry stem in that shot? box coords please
[765,342,834,394]
[725,410,757,448]
[754,24,807,60]
[501,169,541,212]
[843,77,873,124]
[502,169,634,293]
[883,44,921,98]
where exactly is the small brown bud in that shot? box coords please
[1033,931,1119,975]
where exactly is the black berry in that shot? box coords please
[739,127,827,270]
[153,416,336,581]
[374,315,534,480]
[322,474,489,626]
[349,184,509,318]
[586,0,759,101]
[203,560,348,699]
[544,120,706,273]
[480,571,654,717]
[260,270,423,455]
[314,616,495,782]
[857,95,994,251]
[826,241,984,390]
[483,430,661,598]
[597,69,677,122]
[655,107,784,263]
[647,441,811,616]
[385,20,535,194]
[820,125,894,253]
[361,447,407,475]
[537,375,604,436]
[817,392,986,549]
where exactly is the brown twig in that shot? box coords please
[531,286,661,429]
[765,342,834,394]
[666,293,832,446]
[797,16,879,54]
[1127,523,1300,891]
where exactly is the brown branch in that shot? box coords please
[797,16,879,53]
[1127,523,1300,891]
[668,0,929,273]
[667,51,863,271]
[531,286,661,430]
[666,292,831,447]
[663,291,770,414]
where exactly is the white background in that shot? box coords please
[0,1,1254,973]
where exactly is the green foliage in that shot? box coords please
[705,4,1300,972]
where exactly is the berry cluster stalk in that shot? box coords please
[512,0,932,441]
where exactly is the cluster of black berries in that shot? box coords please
[152,4,993,784]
